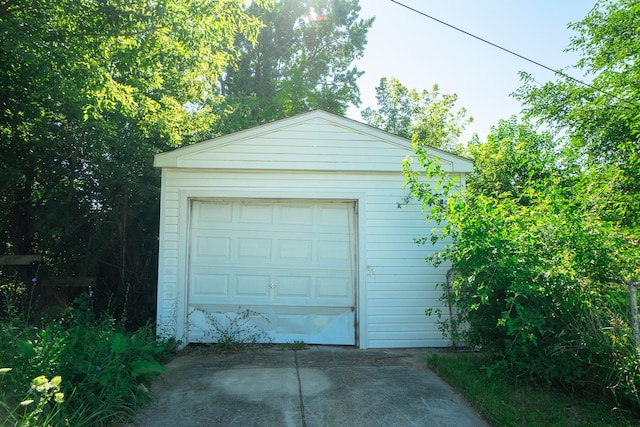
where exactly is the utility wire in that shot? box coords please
[389,0,638,110]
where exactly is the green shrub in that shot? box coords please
[0,294,176,426]
[404,142,640,412]
[442,193,640,409]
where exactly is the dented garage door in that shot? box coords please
[187,199,356,345]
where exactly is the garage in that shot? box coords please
[187,199,356,344]
[154,110,473,348]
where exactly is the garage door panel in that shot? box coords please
[316,277,352,298]
[237,238,272,259]
[271,308,355,345]
[279,204,314,225]
[191,274,229,296]
[318,240,352,263]
[238,203,273,223]
[188,200,356,345]
[236,275,271,296]
[318,205,351,226]
[276,240,313,261]
[193,201,233,223]
[188,304,355,345]
[275,276,311,297]
[192,236,231,259]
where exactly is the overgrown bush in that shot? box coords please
[443,191,640,403]
[403,124,640,412]
[0,293,176,426]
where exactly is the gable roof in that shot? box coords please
[153,110,473,173]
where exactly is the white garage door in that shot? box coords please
[187,199,356,345]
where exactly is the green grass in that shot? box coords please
[426,351,639,427]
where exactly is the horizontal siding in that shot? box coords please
[257,128,374,141]
[173,120,457,172]
[156,167,457,348]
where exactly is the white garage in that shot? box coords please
[154,110,472,348]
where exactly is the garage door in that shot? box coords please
[187,199,356,345]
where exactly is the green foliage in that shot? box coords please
[514,0,640,232]
[405,116,640,412]
[405,1,640,408]
[504,0,640,406]
[217,0,373,133]
[466,117,560,203]
[362,76,472,154]
[0,294,176,426]
[1,374,66,427]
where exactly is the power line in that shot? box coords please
[389,0,637,110]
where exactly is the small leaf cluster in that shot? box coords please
[362,76,471,155]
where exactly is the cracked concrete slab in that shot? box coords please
[128,346,489,427]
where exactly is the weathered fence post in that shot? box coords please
[627,278,640,356]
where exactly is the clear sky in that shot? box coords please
[347,0,598,142]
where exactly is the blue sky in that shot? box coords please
[347,0,598,142]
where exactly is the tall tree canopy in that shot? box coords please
[361,76,472,154]
[216,0,373,133]
[0,0,270,323]
[515,0,640,231]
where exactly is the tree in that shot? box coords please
[361,77,472,154]
[0,0,270,323]
[216,0,373,134]
[514,0,640,231]
[467,116,560,204]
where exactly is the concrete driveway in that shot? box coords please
[129,346,489,427]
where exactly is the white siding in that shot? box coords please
[174,121,413,172]
[154,112,472,174]
[156,169,457,348]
